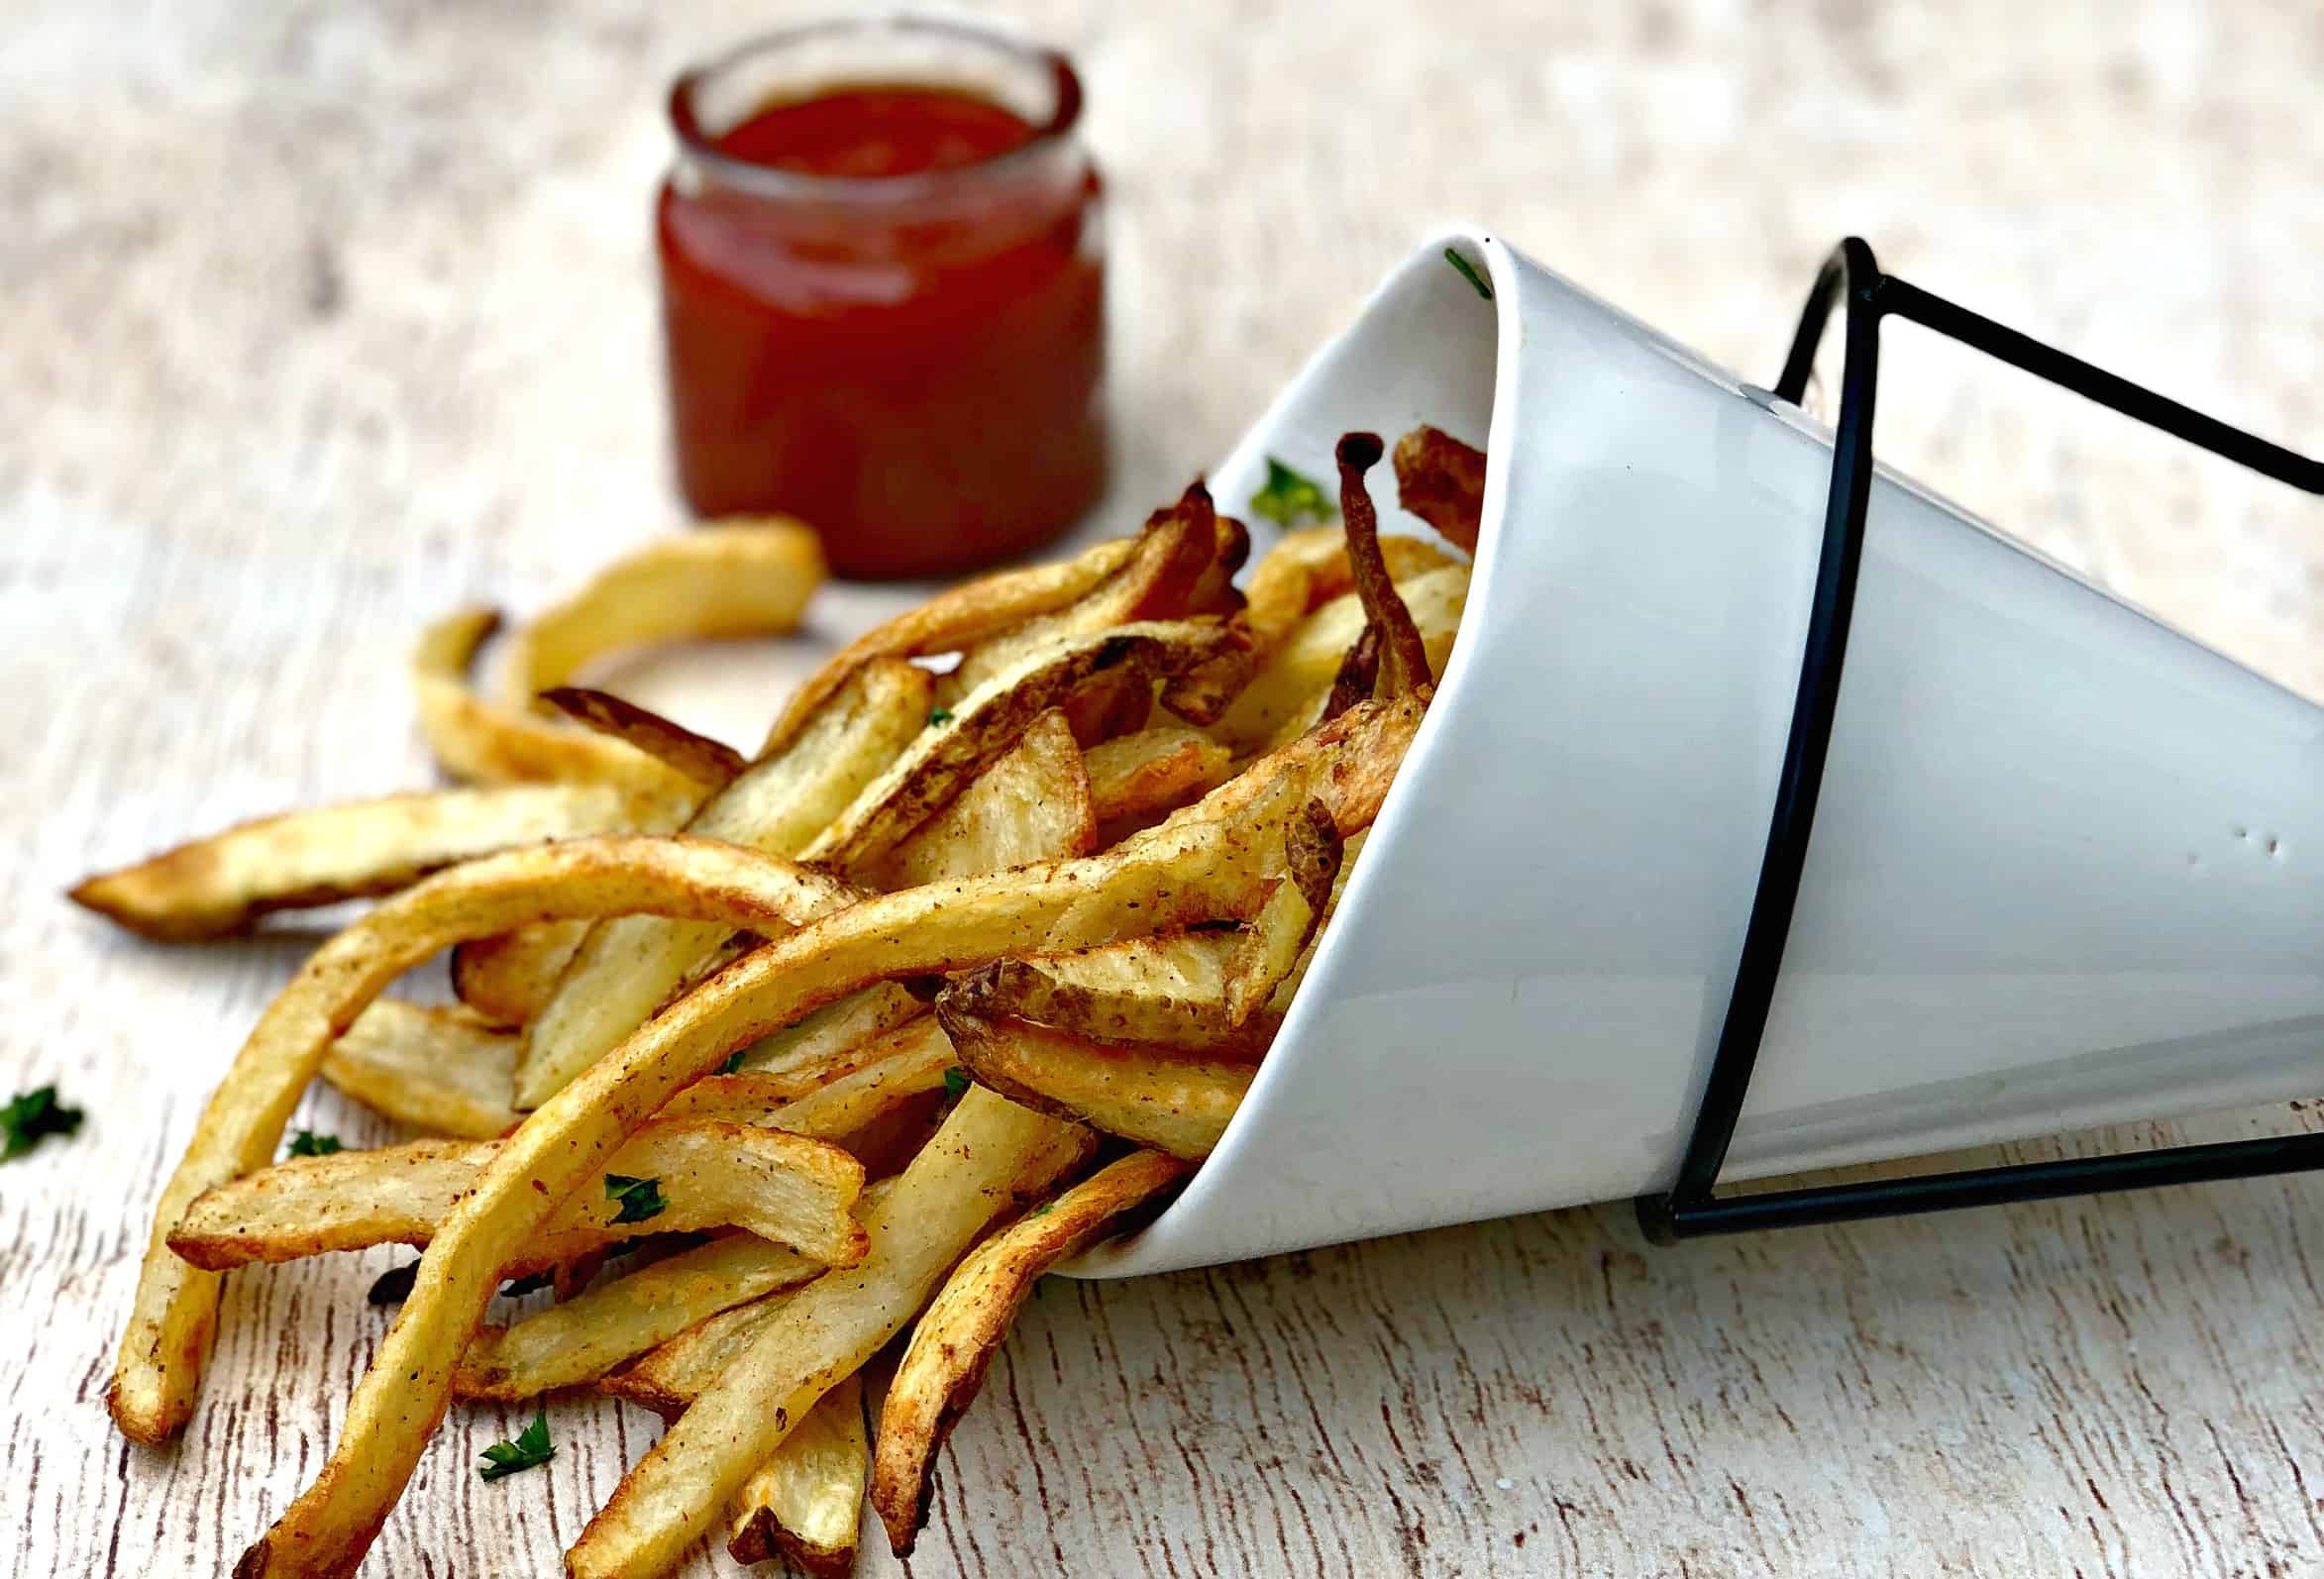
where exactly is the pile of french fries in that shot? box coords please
[76,426,1484,1577]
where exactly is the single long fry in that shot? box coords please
[109,834,855,1445]
[502,519,823,708]
[170,1120,866,1271]
[449,920,586,1026]
[515,659,928,1108]
[1336,432,1433,695]
[728,1374,868,1575]
[413,610,707,797]
[541,686,747,789]
[570,1089,1085,1577]
[941,1008,1253,1159]
[951,932,1274,1057]
[865,708,1096,890]
[764,537,1137,752]
[803,621,1229,875]
[1393,423,1487,554]
[319,1000,521,1140]
[1083,725,1234,827]
[873,1150,1191,1552]
[456,1233,823,1402]
[68,784,670,943]
[231,696,1420,1575]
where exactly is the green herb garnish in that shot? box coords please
[1443,247,1493,300]
[1248,458,1334,528]
[477,1408,555,1481]
[604,1173,668,1226]
[942,1067,971,1102]
[286,1129,343,1158]
[2,1086,82,1160]
[928,707,956,727]
[718,1050,747,1076]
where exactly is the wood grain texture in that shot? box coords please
[7,0,2323,1574]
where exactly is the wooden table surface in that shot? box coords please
[9,2,2323,1574]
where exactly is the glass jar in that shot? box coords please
[658,15,1108,580]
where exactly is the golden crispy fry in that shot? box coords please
[1213,566,1467,751]
[501,519,822,710]
[449,920,587,1026]
[230,697,1420,1574]
[872,1150,1191,1552]
[541,686,748,790]
[108,834,858,1446]
[1222,798,1341,1026]
[514,659,927,1108]
[763,538,1137,753]
[67,784,671,943]
[865,708,1096,890]
[949,933,1274,1058]
[413,609,709,797]
[940,1008,1252,1160]
[599,1107,1090,1422]
[318,1000,520,1140]
[1083,725,1234,827]
[742,1016,955,1142]
[1270,827,1366,1009]
[1393,423,1487,554]
[727,983,929,1084]
[803,621,1230,876]
[455,1233,823,1402]
[728,1373,868,1575]
[1335,433,1432,694]
[939,484,1224,702]
[168,1119,867,1272]
[568,1090,1088,1577]
[1320,620,1383,725]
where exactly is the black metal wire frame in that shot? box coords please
[1637,238,2324,1244]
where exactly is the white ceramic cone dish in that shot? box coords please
[1072,228,2324,1279]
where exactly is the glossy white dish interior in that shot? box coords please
[1076,230,2324,1278]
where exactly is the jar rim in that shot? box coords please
[668,12,1085,205]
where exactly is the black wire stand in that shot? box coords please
[1636,238,2324,1244]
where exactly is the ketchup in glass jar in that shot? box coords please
[658,17,1107,579]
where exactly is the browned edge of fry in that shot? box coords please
[1392,423,1487,554]
[1320,621,1382,725]
[1334,432,1432,694]
[541,687,747,790]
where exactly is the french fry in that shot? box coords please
[947,933,1273,1057]
[229,696,1419,1574]
[413,609,709,797]
[1212,566,1468,750]
[449,920,586,1026]
[68,784,673,943]
[168,1119,868,1272]
[514,659,928,1108]
[1393,423,1487,554]
[1083,724,1234,827]
[726,983,929,1084]
[865,708,1096,890]
[1269,826,1366,1010]
[937,483,1224,702]
[108,834,857,1445]
[1221,798,1341,1025]
[940,1008,1253,1160]
[728,1374,869,1575]
[568,1089,1087,1577]
[318,1000,521,1140]
[540,686,747,790]
[872,1150,1191,1552]
[500,519,823,709]
[801,621,1231,876]
[723,1016,955,1142]
[763,537,1137,752]
[1335,432,1433,695]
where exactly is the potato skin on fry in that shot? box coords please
[1393,423,1488,554]
[937,1004,1255,1160]
[872,1150,1191,1554]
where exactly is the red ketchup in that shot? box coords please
[658,25,1106,580]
